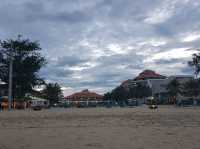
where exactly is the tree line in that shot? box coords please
[166,77,200,103]
[103,84,152,103]
[0,36,63,104]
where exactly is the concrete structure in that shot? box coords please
[122,70,194,104]
[128,75,193,104]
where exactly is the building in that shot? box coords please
[121,70,166,90]
[65,89,103,101]
[64,89,103,107]
[123,70,193,104]
[134,70,166,80]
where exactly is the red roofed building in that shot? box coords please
[134,70,166,80]
[65,89,103,101]
[120,70,166,90]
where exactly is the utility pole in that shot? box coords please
[8,43,13,111]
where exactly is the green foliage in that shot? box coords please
[166,79,181,97]
[0,35,46,99]
[111,86,129,101]
[103,92,112,100]
[188,52,200,77]
[129,84,152,98]
[41,83,63,104]
[182,79,200,97]
[103,84,152,103]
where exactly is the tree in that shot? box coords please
[42,83,63,105]
[129,84,152,98]
[182,79,200,98]
[110,86,129,105]
[0,36,46,99]
[188,51,200,78]
[103,92,112,100]
[166,79,181,104]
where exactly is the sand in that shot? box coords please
[0,106,200,149]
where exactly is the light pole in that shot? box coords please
[8,43,13,111]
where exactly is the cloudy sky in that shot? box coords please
[0,0,200,95]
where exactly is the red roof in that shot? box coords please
[65,89,103,101]
[134,70,166,80]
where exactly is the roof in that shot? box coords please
[134,70,166,80]
[65,89,103,100]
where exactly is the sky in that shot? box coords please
[0,0,200,96]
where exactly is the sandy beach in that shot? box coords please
[0,106,200,149]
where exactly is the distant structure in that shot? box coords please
[121,70,193,104]
[121,70,166,90]
[65,89,103,101]
[0,81,7,97]
[134,70,166,80]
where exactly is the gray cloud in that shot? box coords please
[40,64,74,79]
[0,0,199,95]
[181,66,194,75]
[155,1,200,37]
[56,55,89,67]
[154,58,186,65]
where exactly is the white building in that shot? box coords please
[128,75,193,104]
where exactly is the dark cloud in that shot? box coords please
[40,65,74,79]
[56,55,89,67]
[154,58,186,65]
[24,10,91,24]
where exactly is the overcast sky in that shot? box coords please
[0,0,200,95]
